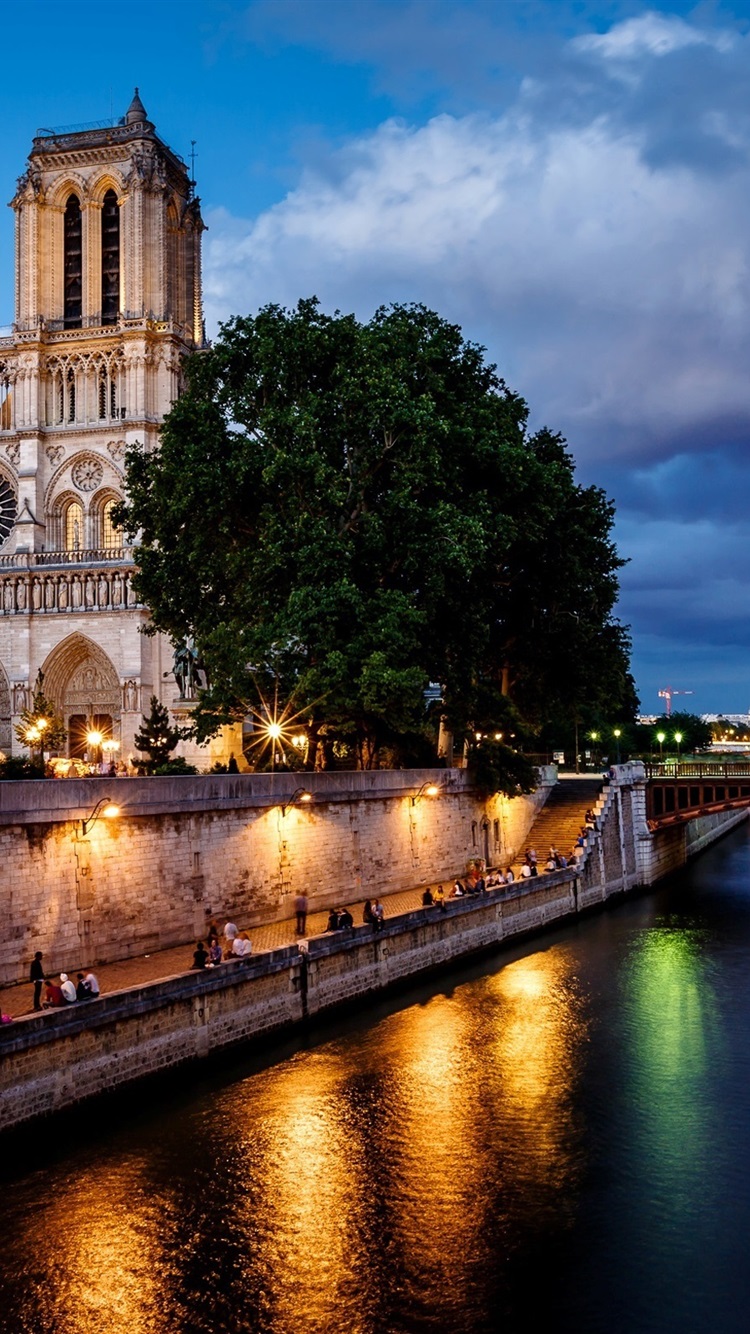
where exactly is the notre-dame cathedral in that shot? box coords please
[0,91,231,765]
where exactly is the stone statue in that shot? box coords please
[124,679,138,711]
[173,639,203,700]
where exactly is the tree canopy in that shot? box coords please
[117,298,635,770]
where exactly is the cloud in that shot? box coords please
[571,11,734,61]
[205,97,750,470]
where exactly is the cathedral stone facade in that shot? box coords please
[0,92,216,763]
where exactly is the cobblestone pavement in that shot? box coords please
[0,878,447,1021]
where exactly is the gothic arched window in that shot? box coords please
[102,498,122,549]
[64,195,82,329]
[101,189,120,325]
[64,500,83,552]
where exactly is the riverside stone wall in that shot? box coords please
[0,767,556,986]
[1,762,747,1133]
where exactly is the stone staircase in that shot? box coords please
[509,777,605,874]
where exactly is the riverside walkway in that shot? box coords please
[0,880,436,1021]
[0,777,602,1022]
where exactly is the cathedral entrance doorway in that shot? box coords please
[41,634,121,756]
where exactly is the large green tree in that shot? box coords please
[117,299,633,768]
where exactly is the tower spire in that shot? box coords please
[125,87,147,125]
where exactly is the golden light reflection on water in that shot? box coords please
[223,1051,374,1332]
[487,949,587,1198]
[0,945,589,1334]
[4,1161,163,1334]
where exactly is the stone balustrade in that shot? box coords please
[0,551,141,614]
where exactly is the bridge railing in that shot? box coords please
[645,761,750,779]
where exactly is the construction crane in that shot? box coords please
[658,686,693,718]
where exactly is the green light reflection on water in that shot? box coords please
[619,924,723,1224]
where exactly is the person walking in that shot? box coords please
[30,950,44,1012]
[295,891,309,936]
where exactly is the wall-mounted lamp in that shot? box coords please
[81,797,121,836]
[411,782,440,807]
[281,787,312,817]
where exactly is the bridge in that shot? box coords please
[645,760,750,828]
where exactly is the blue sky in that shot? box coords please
[3,0,750,715]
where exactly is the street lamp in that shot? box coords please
[656,731,665,764]
[613,728,622,765]
[674,731,683,765]
[81,797,120,836]
[280,787,312,817]
[412,781,440,806]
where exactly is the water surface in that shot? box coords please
[4,826,750,1333]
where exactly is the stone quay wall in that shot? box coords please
[1,761,746,1132]
[0,876,580,1132]
[0,767,556,987]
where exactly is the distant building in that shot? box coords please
[0,92,220,762]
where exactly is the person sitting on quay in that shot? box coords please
[585,808,596,828]
[545,856,557,872]
[59,973,77,1003]
[327,908,341,932]
[206,920,220,948]
[434,884,447,912]
[76,972,90,1001]
[422,886,434,906]
[452,880,465,897]
[83,970,100,998]
[338,907,354,929]
[372,900,385,931]
[43,978,65,1008]
[554,851,568,869]
[208,941,223,966]
[505,867,515,883]
[190,940,208,970]
[232,931,252,957]
[363,900,375,928]
[223,921,239,957]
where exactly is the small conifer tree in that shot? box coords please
[14,670,67,761]
[133,695,183,774]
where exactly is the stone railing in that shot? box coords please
[0,556,142,615]
[0,546,132,568]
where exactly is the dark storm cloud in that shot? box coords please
[207,3,750,709]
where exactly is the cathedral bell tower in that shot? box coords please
[0,91,207,762]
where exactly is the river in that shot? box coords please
[3,824,750,1334]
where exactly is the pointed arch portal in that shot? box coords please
[41,634,120,755]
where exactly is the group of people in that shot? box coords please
[189,921,253,969]
[29,952,100,1011]
[326,906,354,931]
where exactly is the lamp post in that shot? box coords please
[411,781,440,807]
[590,731,598,771]
[613,728,621,765]
[81,797,120,837]
[86,729,104,771]
[674,731,683,767]
[656,731,665,766]
[280,787,311,818]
